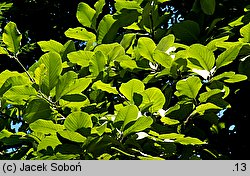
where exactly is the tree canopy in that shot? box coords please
[0,0,250,160]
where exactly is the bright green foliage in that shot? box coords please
[0,0,250,160]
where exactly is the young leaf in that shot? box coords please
[65,27,96,41]
[137,37,156,62]
[77,2,96,28]
[123,116,153,137]
[92,80,119,94]
[3,22,22,54]
[0,47,8,55]
[64,112,93,132]
[119,79,145,102]
[175,76,202,99]
[153,50,173,68]
[216,44,242,69]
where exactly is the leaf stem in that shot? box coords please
[11,55,35,83]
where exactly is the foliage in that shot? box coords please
[0,0,250,160]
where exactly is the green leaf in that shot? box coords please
[137,37,156,62]
[58,130,86,143]
[239,56,250,81]
[212,72,247,83]
[140,87,166,113]
[77,2,96,28]
[37,135,61,151]
[94,43,125,62]
[175,137,205,145]
[97,14,116,44]
[216,44,242,69]
[119,79,145,102]
[156,34,175,52]
[3,85,37,105]
[0,46,8,55]
[93,0,106,29]
[38,52,62,95]
[115,1,142,12]
[175,76,202,99]
[67,50,93,67]
[37,40,64,54]
[0,129,13,140]
[89,51,107,77]
[55,71,77,101]
[3,22,22,54]
[61,40,76,61]
[123,116,153,137]
[65,27,96,41]
[23,99,53,123]
[114,105,139,131]
[160,117,180,125]
[198,89,223,103]
[92,80,119,94]
[153,50,173,68]
[172,20,200,43]
[195,103,222,115]
[188,44,215,71]
[239,23,250,43]
[206,36,229,51]
[64,112,93,132]
[30,119,64,135]
[200,0,216,15]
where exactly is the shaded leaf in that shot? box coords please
[200,0,216,15]
[24,99,53,123]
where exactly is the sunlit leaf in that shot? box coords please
[123,116,153,137]
[114,105,139,130]
[37,40,64,54]
[77,2,96,28]
[137,37,156,62]
[65,27,96,41]
[175,76,202,99]
[64,112,93,132]
[3,22,22,54]
[92,80,119,94]
[119,79,145,102]
[67,50,93,67]
[30,119,64,135]
[58,130,86,143]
